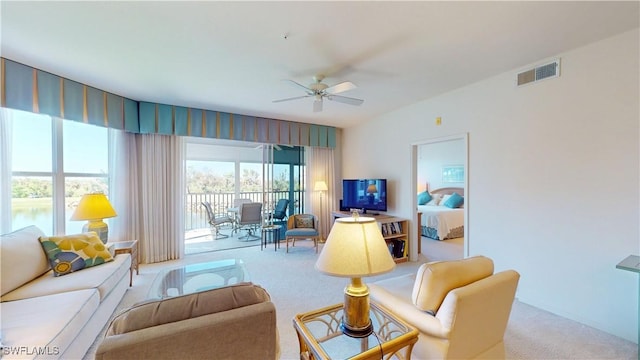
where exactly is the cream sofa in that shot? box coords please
[370,256,520,360]
[95,282,279,360]
[0,225,132,359]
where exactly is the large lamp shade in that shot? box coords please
[315,216,396,337]
[71,193,117,243]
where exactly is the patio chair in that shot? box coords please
[237,202,263,241]
[269,198,289,222]
[201,201,232,239]
[230,198,252,234]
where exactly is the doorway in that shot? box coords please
[411,134,468,260]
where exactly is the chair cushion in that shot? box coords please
[286,228,318,237]
[39,232,114,276]
[412,256,494,313]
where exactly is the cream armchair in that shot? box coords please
[369,256,519,360]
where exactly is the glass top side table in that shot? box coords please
[293,302,418,360]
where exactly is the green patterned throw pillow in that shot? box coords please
[39,232,114,276]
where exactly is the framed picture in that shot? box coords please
[442,165,464,183]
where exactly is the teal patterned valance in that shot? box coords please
[138,102,335,147]
[0,57,336,148]
[1,58,139,132]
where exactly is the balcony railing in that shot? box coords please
[185,191,303,231]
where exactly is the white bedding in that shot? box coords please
[418,205,464,240]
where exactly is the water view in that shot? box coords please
[12,198,92,235]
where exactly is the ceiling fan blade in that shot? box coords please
[313,98,323,112]
[284,79,313,93]
[272,95,311,103]
[327,94,364,106]
[325,81,356,95]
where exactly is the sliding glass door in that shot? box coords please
[184,138,305,254]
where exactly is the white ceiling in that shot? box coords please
[2,1,638,129]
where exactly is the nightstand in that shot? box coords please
[111,240,138,286]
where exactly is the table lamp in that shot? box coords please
[70,192,117,244]
[315,215,396,338]
[366,184,378,205]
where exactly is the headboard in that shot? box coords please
[430,187,464,197]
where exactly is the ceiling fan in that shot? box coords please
[273,75,364,112]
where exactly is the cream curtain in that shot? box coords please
[137,134,185,263]
[109,129,141,245]
[0,109,12,234]
[306,147,336,241]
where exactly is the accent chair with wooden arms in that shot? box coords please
[201,201,232,239]
[369,256,520,360]
[284,214,319,253]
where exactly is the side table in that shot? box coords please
[616,255,640,346]
[293,302,418,360]
[111,240,138,286]
[261,225,282,251]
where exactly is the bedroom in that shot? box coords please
[416,136,465,259]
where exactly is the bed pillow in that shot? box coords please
[444,192,464,208]
[417,191,432,205]
[39,232,114,276]
[426,193,441,206]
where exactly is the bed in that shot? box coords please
[417,187,464,241]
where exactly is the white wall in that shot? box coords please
[341,29,639,342]
[417,139,465,192]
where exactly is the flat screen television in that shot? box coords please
[342,179,387,213]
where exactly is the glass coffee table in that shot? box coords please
[148,259,249,299]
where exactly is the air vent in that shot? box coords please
[517,59,560,86]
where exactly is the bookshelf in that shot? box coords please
[331,211,409,263]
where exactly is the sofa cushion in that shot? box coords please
[107,282,270,336]
[0,225,50,296]
[1,288,99,357]
[412,256,494,313]
[39,232,114,276]
[1,254,130,302]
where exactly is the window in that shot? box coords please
[6,108,110,235]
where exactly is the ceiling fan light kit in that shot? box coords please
[273,74,364,112]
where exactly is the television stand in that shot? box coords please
[331,211,409,264]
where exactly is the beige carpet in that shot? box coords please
[85,238,638,360]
